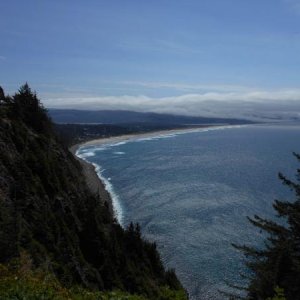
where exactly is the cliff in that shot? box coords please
[0,84,187,299]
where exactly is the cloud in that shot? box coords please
[43,88,300,121]
[120,81,256,93]
[0,56,6,61]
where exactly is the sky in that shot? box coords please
[1,0,300,119]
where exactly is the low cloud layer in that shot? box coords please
[44,89,300,122]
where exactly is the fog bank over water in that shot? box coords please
[45,89,300,122]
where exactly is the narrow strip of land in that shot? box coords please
[69,144,115,215]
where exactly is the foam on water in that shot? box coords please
[77,151,95,158]
[92,163,124,225]
[110,141,128,147]
[76,149,124,225]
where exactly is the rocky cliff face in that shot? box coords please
[0,85,186,299]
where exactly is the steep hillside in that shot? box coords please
[0,84,187,299]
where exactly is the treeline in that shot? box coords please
[0,84,187,299]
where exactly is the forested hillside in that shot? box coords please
[0,84,187,299]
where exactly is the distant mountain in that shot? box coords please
[48,109,254,125]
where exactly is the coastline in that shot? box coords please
[76,125,217,148]
[69,127,204,220]
[69,125,240,223]
[69,143,115,216]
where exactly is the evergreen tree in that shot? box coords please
[11,83,52,134]
[0,86,4,100]
[235,153,300,300]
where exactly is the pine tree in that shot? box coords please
[11,83,52,134]
[235,153,300,300]
[0,86,4,100]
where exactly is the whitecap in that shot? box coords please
[77,151,95,158]
[110,141,127,147]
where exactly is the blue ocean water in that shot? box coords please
[77,125,300,300]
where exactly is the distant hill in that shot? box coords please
[49,109,254,125]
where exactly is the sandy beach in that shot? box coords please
[76,125,216,148]
[69,143,115,215]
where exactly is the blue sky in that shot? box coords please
[1,0,300,118]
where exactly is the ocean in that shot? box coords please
[77,124,300,300]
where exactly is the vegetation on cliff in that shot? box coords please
[0,84,187,299]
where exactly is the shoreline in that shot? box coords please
[74,125,218,149]
[69,125,243,223]
[69,143,116,216]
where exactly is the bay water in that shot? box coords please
[77,124,300,299]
